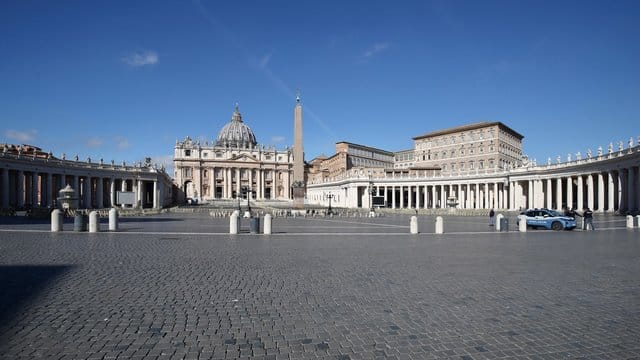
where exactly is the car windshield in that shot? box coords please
[547,210,562,217]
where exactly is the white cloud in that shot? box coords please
[122,50,159,67]
[114,136,130,150]
[271,135,285,144]
[259,53,272,68]
[5,129,36,143]
[363,42,390,57]
[86,137,103,148]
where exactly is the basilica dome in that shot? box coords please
[215,105,257,148]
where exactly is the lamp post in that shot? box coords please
[368,181,374,212]
[326,193,335,215]
[242,186,252,213]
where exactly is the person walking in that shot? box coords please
[583,207,594,230]
[489,208,495,226]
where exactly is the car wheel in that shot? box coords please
[551,221,563,231]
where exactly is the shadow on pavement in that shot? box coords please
[0,265,74,330]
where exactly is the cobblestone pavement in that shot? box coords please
[1,213,639,359]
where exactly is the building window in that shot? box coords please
[184,150,191,157]
[203,152,208,158]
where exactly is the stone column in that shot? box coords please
[153,181,158,209]
[587,174,594,210]
[30,172,38,206]
[249,168,254,199]
[566,177,573,210]
[556,177,563,211]
[618,170,624,211]
[458,184,464,209]
[121,179,127,208]
[17,170,24,208]
[484,183,489,209]
[391,186,396,209]
[96,177,104,209]
[132,179,138,208]
[628,167,636,212]
[597,173,605,212]
[509,181,515,210]
[476,183,482,209]
[399,186,404,208]
[576,175,583,211]
[2,169,9,208]
[235,168,241,198]
[545,179,551,209]
[527,180,533,209]
[423,185,428,209]
[110,178,116,207]
[45,173,53,207]
[86,177,93,209]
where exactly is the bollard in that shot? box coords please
[496,214,504,231]
[435,216,444,234]
[636,215,640,229]
[89,211,99,233]
[627,215,635,228]
[51,209,63,232]
[410,216,418,234]
[109,208,118,231]
[518,217,527,232]
[264,214,272,234]
[230,213,239,234]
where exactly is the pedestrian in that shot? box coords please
[489,208,495,226]
[583,207,594,230]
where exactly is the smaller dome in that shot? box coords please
[216,105,258,148]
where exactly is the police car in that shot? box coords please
[517,208,577,231]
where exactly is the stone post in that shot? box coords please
[627,215,635,228]
[264,214,272,235]
[496,213,504,231]
[109,208,118,231]
[410,216,418,234]
[435,216,444,234]
[51,209,62,232]
[519,217,527,232]
[89,211,99,233]
[230,213,239,234]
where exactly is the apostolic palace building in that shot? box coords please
[0,95,639,215]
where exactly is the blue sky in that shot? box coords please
[1,0,639,173]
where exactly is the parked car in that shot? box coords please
[517,208,577,231]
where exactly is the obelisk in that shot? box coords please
[292,91,305,209]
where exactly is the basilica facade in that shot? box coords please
[173,104,296,203]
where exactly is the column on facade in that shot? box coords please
[153,180,158,209]
[526,180,532,209]
[566,177,573,210]
[482,183,488,209]
[617,170,624,211]
[474,183,480,209]
[458,184,464,209]
[407,185,412,209]
[2,169,9,208]
[29,172,37,206]
[391,186,396,209]
[96,177,104,208]
[399,186,404,208]
[597,173,605,212]
[501,183,507,209]
[16,170,24,208]
[422,185,427,209]
[430,185,435,209]
[545,179,552,209]
[45,172,53,207]
[86,177,93,209]
[110,178,116,207]
[248,168,254,199]
[587,174,594,211]
[235,168,241,198]
[628,167,636,212]
[120,179,127,208]
[576,175,583,211]
[556,177,563,211]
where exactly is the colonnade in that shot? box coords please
[308,151,640,214]
[1,155,173,210]
[191,166,291,201]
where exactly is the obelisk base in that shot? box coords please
[292,186,305,210]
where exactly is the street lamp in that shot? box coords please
[368,181,374,212]
[325,192,335,215]
[242,186,252,213]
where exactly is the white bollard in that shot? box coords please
[89,211,99,233]
[51,209,63,232]
[636,215,640,229]
[109,208,118,231]
[264,214,272,235]
[410,216,419,234]
[496,214,504,231]
[435,216,444,234]
[627,215,635,228]
[519,217,527,232]
[230,213,239,234]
